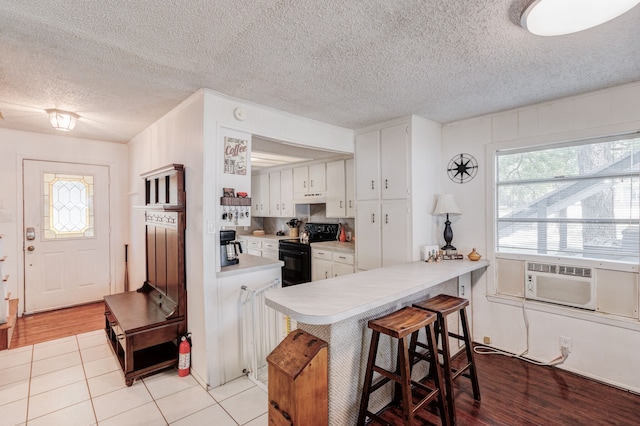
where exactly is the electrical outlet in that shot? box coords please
[560,336,572,352]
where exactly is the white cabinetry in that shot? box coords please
[311,247,355,281]
[279,169,293,218]
[269,171,282,217]
[293,163,326,199]
[259,174,269,217]
[355,120,412,271]
[326,159,355,218]
[355,130,380,201]
[251,174,270,217]
[240,236,280,259]
[0,235,6,324]
[251,174,261,217]
[345,159,355,217]
[326,160,346,218]
[380,124,409,200]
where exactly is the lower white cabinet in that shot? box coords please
[311,247,355,281]
[238,236,280,259]
[355,200,409,271]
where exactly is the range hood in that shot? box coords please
[293,192,326,204]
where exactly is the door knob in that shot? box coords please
[27,245,35,251]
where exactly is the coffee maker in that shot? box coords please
[220,230,242,266]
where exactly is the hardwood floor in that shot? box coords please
[377,348,640,425]
[8,303,640,425]
[10,301,104,348]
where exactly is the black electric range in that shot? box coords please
[279,223,339,287]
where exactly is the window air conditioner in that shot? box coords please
[525,262,595,310]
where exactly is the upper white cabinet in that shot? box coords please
[256,173,269,216]
[380,124,409,200]
[355,130,380,201]
[253,169,293,218]
[326,159,356,218]
[269,171,282,217]
[279,168,293,218]
[326,160,346,218]
[251,174,261,217]
[345,159,355,217]
[355,123,409,201]
[294,163,326,197]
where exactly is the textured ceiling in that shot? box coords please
[1,0,639,143]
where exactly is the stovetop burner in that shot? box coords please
[279,223,339,246]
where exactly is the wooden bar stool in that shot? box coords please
[357,306,450,426]
[413,294,481,424]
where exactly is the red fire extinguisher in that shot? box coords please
[178,333,192,377]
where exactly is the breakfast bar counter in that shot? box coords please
[265,259,489,425]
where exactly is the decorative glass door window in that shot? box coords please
[43,173,95,239]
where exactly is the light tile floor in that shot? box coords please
[0,330,268,425]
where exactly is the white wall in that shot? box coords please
[127,91,206,386]
[442,81,640,392]
[0,128,128,315]
[128,89,354,389]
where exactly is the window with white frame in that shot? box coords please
[495,134,640,264]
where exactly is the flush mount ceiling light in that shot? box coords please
[45,109,80,131]
[521,0,640,36]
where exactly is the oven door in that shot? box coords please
[279,244,311,287]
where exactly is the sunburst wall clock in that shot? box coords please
[447,153,478,184]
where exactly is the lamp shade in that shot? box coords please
[521,0,640,36]
[433,194,461,216]
[46,109,79,131]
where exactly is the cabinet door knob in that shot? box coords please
[385,179,388,189]
[371,180,374,190]
[340,201,343,208]
[371,213,375,223]
[385,214,389,224]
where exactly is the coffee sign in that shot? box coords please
[224,136,247,175]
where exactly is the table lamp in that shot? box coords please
[433,194,462,252]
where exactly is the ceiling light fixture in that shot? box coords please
[45,109,80,131]
[521,0,640,36]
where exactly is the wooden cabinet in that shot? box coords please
[267,329,328,425]
[293,163,326,198]
[312,247,355,281]
[104,164,187,386]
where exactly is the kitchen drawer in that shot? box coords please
[263,241,279,251]
[332,252,354,265]
[312,248,332,260]
[248,240,262,250]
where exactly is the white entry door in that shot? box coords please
[23,160,111,313]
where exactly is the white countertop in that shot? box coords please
[311,240,355,253]
[237,233,291,241]
[217,253,283,278]
[265,259,489,324]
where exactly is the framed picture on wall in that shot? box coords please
[224,136,248,175]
